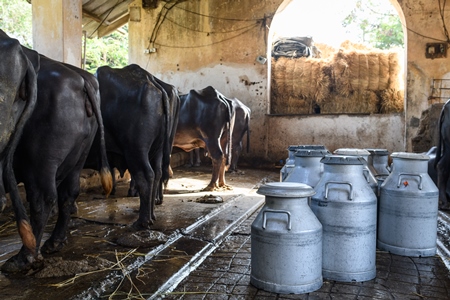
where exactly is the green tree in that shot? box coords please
[83,27,129,73]
[0,0,128,72]
[0,0,33,47]
[342,0,404,49]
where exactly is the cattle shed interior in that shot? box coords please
[29,0,450,165]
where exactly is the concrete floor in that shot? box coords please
[1,164,450,299]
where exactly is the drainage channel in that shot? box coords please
[437,210,450,270]
[70,185,266,299]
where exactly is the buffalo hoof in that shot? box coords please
[0,195,6,213]
[219,184,233,191]
[69,201,78,215]
[1,252,39,274]
[41,238,67,254]
[440,205,450,211]
[132,219,153,230]
[127,189,139,197]
[202,185,218,192]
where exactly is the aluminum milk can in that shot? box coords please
[377,152,439,257]
[280,145,327,181]
[366,148,390,177]
[310,155,377,282]
[333,148,378,196]
[284,149,330,187]
[280,145,300,181]
[251,182,323,294]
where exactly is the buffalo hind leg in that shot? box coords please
[2,182,56,273]
[150,150,164,206]
[128,156,155,230]
[42,171,80,254]
[203,158,221,191]
[218,157,233,190]
[127,177,139,197]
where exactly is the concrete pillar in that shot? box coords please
[32,0,82,67]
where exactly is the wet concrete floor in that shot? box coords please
[0,165,277,299]
[1,164,450,299]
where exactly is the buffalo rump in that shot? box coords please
[90,64,179,229]
[1,54,112,273]
[0,30,39,271]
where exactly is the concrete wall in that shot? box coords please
[126,0,448,166]
[32,0,82,66]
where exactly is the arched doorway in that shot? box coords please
[263,0,408,157]
[267,0,407,116]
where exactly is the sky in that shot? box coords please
[270,0,398,48]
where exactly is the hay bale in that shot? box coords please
[357,52,369,90]
[332,50,351,96]
[270,43,404,115]
[340,40,372,51]
[284,57,296,96]
[295,58,312,98]
[320,90,379,114]
[314,43,336,60]
[314,60,331,102]
[378,52,390,90]
[380,88,404,113]
[287,95,310,114]
[367,53,380,90]
[276,57,289,97]
[388,52,401,90]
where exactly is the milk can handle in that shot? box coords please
[262,209,292,231]
[325,181,353,200]
[396,173,423,190]
[362,169,370,183]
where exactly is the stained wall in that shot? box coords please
[127,0,447,165]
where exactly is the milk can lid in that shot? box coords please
[257,182,315,197]
[333,148,370,157]
[320,154,365,165]
[294,149,331,157]
[391,152,429,160]
[288,144,327,151]
[366,148,390,156]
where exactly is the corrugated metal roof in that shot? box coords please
[82,0,133,38]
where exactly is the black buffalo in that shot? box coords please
[229,98,251,172]
[0,30,39,265]
[174,86,235,191]
[187,97,250,172]
[88,64,180,229]
[1,54,112,273]
[435,99,450,210]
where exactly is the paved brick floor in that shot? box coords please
[164,210,450,300]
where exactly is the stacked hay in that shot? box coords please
[314,43,336,60]
[271,56,329,114]
[271,40,404,115]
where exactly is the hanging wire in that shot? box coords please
[162,15,260,34]
[148,1,180,49]
[438,0,450,42]
[173,4,265,22]
[146,1,268,49]
[88,0,123,39]
[153,22,260,49]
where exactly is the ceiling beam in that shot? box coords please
[97,13,129,38]
[82,8,111,26]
